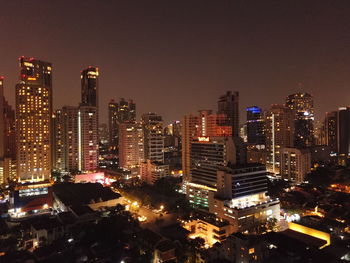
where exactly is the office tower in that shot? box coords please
[52,109,64,171]
[265,104,294,174]
[119,121,144,174]
[108,100,118,149]
[280,148,311,184]
[218,91,239,137]
[337,107,350,156]
[142,113,164,163]
[181,114,200,184]
[81,67,98,107]
[181,110,232,184]
[208,164,280,232]
[246,106,265,146]
[4,99,16,160]
[53,106,79,172]
[324,111,338,153]
[108,98,136,150]
[190,137,235,188]
[16,57,52,181]
[286,93,314,147]
[78,106,98,172]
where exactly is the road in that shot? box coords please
[116,196,177,233]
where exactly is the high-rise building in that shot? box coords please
[246,106,265,146]
[208,164,280,233]
[119,121,144,174]
[108,98,136,149]
[108,100,119,149]
[190,137,235,188]
[16,57,52,181]
[280,147,311,184]
[53,106,79,172]
[78,106,99,172]
[142,113,164,163]
[337,107,350,156]
[4,99,16,160]
[81,67,98,107]
[218,91,239,137]
[286,93,314,147]
[324,111,338,153]
[265,104,294,174]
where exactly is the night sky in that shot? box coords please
[1,1,350,124]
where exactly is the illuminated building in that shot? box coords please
[324,111,338,153]
[247,148,267,164]
[181,114,200,184]
[181,110,232,185]
[209,164,280,233]
[218,91,239,137]
[142,112,164,163]
[140,159,169,184]
[16,57,52,182]
[182,217,233,247]
[108,98,136,150]
[337,107,350,157]
[246,106,265,146]
[286,93,314,147]
[81,67,98,107]
[78,106,98,172]
[53,106,79,172]
[119,121,144,175]
[288,222,330,249]
[265,104,294,174]
[190,137,235,188]
[108,100,118,149]
[280,147,311,184]
[9,181,53,217]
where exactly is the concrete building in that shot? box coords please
[108,98,136,149]
[324,111,338,153]
[280,147,311,184]
[53,106,79,172]
[78,106,99,172]
[119,121,144,175]
[218,91,239,137]
[81,67,98,107]
[16,57,52,181]
[140,159,169,184]
[265,104,294,174]
[286,92,314,147]
[246,106,265,146]
[208,164,280,233]
[142,113,164,163]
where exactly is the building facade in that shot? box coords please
[142,113,164,163]
[265,104,294,174]
[16,57,52,181]
[280,147,311,184]
[218,91,239,137]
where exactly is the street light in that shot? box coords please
[160,205,164,211]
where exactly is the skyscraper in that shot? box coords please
[119,121,144,174]
[78,106,99,172]
[53,106,79,172]
[218,91,239,137]
[265,104,294,174]
[81,67,99,107]
[246,106,265,146]
[108,100,119,149]
[142,113,164,163]
[324,111,338,153]
[286,93,314,147]
[108,98,136,149]
[16,57,52,181]
[337,107,350,156]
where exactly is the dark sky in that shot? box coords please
[1,1,350,124]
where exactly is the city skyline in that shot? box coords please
[2,1,350,124]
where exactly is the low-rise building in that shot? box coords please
[140,159,169,184]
